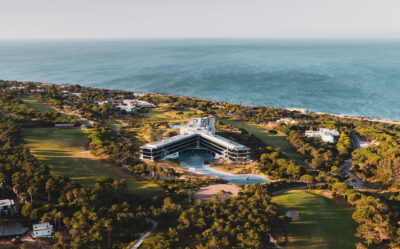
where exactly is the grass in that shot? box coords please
[272,190,356,249]
[140,232,157,249]
[142,104,197,122]
[20,96,55,112]
[22,128,161,197]
[220,119,308,167]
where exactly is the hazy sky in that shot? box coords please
[1,0,400,39]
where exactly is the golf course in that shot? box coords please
[272,190,356,249]
[220,119,307,167]
[22,127,161,197]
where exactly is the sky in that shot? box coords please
[1,0,400,39]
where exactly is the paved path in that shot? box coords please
[130,218,158,249]
[269,234,281,249]
[339,132,366,189]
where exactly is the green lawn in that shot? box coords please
[20,96,55,112]
[272,190,356,249]
[22,128,161,197]
[220,119,307,167]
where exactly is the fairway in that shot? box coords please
[272,190,356,249]
[20,96,55,112]
[22,128,161,197]
[220,119,307,167]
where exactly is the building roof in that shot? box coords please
[33,222,52,231]
[141,133,197,149]
[141,132,247,150]
[0,199,14,206]
[141,118,248,151]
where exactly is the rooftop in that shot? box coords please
[33,222,52,231]
[0,199,14,206]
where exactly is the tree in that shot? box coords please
[332,182,348,199]
[0,172,5,194]
[330,166,341,174]
[46,178,55,202]
[300,174,314,188]
[27,186,38,202]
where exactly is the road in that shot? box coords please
[339,131,365,189]
[130,218,158,249]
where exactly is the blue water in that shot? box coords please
[1,39,400,119]
[179,152,269,185]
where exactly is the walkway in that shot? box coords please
[339,131,366,189]
[130,218,158,249]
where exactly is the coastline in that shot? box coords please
[6,79,400,123]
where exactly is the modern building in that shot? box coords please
[276,118,298,125]
[32,223,53,238]
[306,128,340,143]
[0,199,14,217]
[140,118,250,162]
[97,99,155,112]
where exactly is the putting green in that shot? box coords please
[272,190,356,249]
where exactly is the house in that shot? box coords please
[0,199,14,217]
[133,92,146,97]
[306,128,340,143]
[96,99,113,105]
[117,105,137,113]
[32,223,53,238]
[71,93,82,98]
[276,118,298,125]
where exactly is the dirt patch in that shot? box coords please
[286,209,299,221]
[194,184,239,201]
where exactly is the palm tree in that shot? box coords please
[45,179,55,202]
[27,186,37,202]
[0,173,5,195]
[66,191,73,203]
[104,219,113,248]
[55,211,64,231]
[12,184,20,196]
[18,193,27,203]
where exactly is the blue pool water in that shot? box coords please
[1,39,400,119]
[179,152,269,185]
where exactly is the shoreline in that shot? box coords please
[7,80,400,124]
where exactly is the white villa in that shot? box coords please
[276,118,298,125]
[306,128,340,143]
[0,199,14,217]
[32,222,53,238]
[97,99,155,112]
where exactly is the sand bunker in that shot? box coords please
[286,209,300,221]
[194,184,239,201]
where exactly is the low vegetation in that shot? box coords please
[1,80,400,248]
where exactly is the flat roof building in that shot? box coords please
[140,118,250,162]
[306,128,340,143]
[32,223,53,238]
[0,199,14,217]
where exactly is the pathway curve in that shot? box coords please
[130,218,158,249]
[339,131,365,189]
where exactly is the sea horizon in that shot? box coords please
[1,38,400,120]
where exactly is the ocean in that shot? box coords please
[1,39,400,120]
